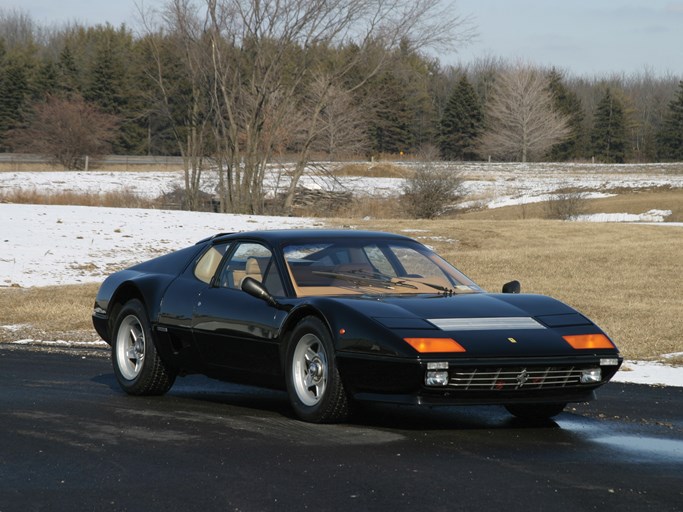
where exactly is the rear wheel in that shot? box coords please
[286,317,350,423]
[505,402,566,420]
[112,299,175,395]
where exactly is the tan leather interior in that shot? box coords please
[243,256,264,283]
[194,246,223,284]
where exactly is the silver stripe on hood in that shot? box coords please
[428,317,545,331]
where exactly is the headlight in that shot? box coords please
[426,371,449,386]
[580,368,602,384]
[426,363,449,386]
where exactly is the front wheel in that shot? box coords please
[505,402,566,420]
[112,299,176,396]
[285,317,351,423]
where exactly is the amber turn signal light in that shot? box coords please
[562,334,615,350]
[404,337,466,353]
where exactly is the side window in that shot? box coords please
[218,242,285,296]
[194,243,231,284]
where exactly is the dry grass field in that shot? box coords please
[458,188,683,222]
[1,217,680,363]
[0,284,100,344]
[0,155,183,173]
[0,188,158,209]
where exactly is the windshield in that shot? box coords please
[283,239,482,297]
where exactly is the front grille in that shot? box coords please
[448,366,585,391]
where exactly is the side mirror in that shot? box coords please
[502,280,521,294]
[241,277,291,311]
[241,277,278,307]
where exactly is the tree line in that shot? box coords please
[0,3,682,213]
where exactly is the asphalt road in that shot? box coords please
[1,347,682,512]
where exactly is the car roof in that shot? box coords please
[206,229,415,245]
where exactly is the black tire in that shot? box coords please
[111,299,176,396]
[285,317,351,423]
[505,402,567,420]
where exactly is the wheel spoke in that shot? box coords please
[126,346,138,361]
[304,372,314,388]
[304,346,317,363]
[116,314,148,380]
[288,319,350,422]
[291,331,331,407]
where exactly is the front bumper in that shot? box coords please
[338,353,622,406]
[92,308,110,344]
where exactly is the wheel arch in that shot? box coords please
[107,282,148,340]
[110,291,177,395]
[108,273,176,329]
[278,305,332,373]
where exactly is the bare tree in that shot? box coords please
[0,8,40,49]
[6,95,119,169]
[141,6,214,211]
[150,0,472,214]
[306,74,369,159]
[478,63,571,162]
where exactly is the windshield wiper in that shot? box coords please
[312,268,459,295]
[345,269,458,295]
[311,270,418,290]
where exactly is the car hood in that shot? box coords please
[330,293,609,357]
[334,292,579,319]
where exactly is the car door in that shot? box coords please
[155,241,232,370]
[192,241,289,378]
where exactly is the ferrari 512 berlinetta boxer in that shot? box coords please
[92,229,622,423]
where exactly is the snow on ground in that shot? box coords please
[0,203,318,287]
[3,161,683,207]
[0,170,185,199]
[471,191,616,210]
[6,167,681,224]
[454,162,683,202]
[612,360,683,387]
[575,209,673,223]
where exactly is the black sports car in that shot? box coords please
[93,229,622,423]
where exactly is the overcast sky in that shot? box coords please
[455,0,683,77]
[5,0,683,77]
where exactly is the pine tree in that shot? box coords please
[591,88,627,163]
[135,32,191,156]
[546,69,584,161]
[357,45,442,156]
[57,44,81,96]
[366,71,414,155]
[656,81,683,161]
[33,59,59,100]
[394,45,440,150]
[0,47,31,151]
[84,26,142,154]
[439,74,483,160]
[86,38,123,114]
